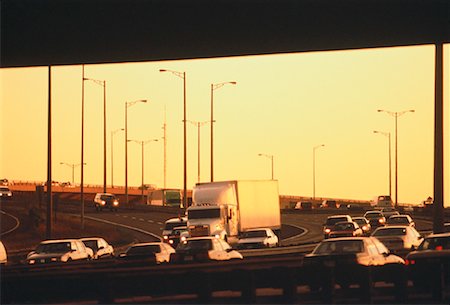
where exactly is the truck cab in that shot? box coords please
[187,204,238,242]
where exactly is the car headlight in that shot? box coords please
[28,259,36,264]
[113,201,119,206]
[324,228,331,234]
[169,240,174,244]
[379,218,385,224]
[181,236,187,242]
[214,234,220,239]
[163,235,168,240]
[100,200,106,206]
[51,257,58,262]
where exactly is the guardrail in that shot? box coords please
[2,255,449,304]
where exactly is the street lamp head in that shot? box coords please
[139,99,147,103]
[377,109,383,112]
[159,69,167,72]
[409,109,415,113]
[230,81,237,85]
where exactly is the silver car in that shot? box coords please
[27,239,92,264]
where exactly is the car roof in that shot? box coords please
[80,237,105,241]
[186,236,217,241]
[165,217,187,223]
[374,225,410,230]
[244,228,272,232]
[424,232,450,238]
[40,239,79,244]
[321,236,367,242]
[131,242,163,247]
[96,192,115,196]
[327,214,350,218]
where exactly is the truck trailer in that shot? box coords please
[186,180,281,243]
[147,189,182,207]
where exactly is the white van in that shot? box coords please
[0,241,7,265]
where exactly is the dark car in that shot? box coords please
[353,217,372,236]
[405,232,450,290]
[119,242,175,264]
[303,237,405,290]
[328,221,363,238]
[164,226,188,248]
[323,215,353,239]
[364,211,386,229]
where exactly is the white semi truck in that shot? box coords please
[186,180,281,243]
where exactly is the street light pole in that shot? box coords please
[313,144,325,200]
[160,69,187,208]
[210,81,237,182]
[258,153,274,180]
[84,77,107,193]
[189,120,209,183]
[373,130,392,198]
[60,162,86,184]
[377,109,414,208]
[111,128,124,188]
[125,100,147,207]
[129,139,158,204]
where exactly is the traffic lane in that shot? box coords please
[0,210,20,235]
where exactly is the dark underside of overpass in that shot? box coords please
[1,0,449,67]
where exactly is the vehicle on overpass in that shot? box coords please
[0,186,13,200]
[303,237,405,291]
[236,228,279,249]
[187,180,281,242]
[373,195,394,208]
[171,236,243,263]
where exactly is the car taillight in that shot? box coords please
[435,246,443,251]
[405,259,415,265]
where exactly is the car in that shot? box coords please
[162,217,187,240]
[26,239,92,264]
[363,211,386,229]
[163,226,188,248]
[381,207,400,218]
[444,223,450,233]
[0,178,9,186]
[352,217,372,236]
[80,237,115,259]
[386,214,415,227]
[0,186,13,200]
[172,236,243,263]
[119,242,175,264]
[328,221,363,238]
[303,237,405,290]
[237,228,279,249]
[405,232,450,290]
[371,225,423,253]
[0,241,7,265]
[322,215,353,239]
[93,193,119,211]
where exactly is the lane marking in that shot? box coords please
[139,218,144,221]
[83,216,162,241]
[157,222,163,225]
[147,220,154,223]
[0,210,20,236]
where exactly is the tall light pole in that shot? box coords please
[160,69,187,208]
[313,144,325,200]
[373,130,392,199]
[111,128,124,188]
[188,120,209,183]
[210,81,236,182]
[377,109,414,208]
[128,139,158,204]
[258,153,274,180]
[60,162,86,184]
[84,77,107,193]
[125,99,147,207]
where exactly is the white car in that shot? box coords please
[120,242,175,264]
[93,193,119,211]
[237,228,279,249]
[80,237,115,259]
[386,214,415,227]
[371,225,423,252]
[0,186,13,200]
[0,241,7,265]
[27,239,92,264]
[173,236,243,263]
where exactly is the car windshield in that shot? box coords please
[36,242,71,253]
[373,227,407,236]
[365,212,382,219]
[418,236,450,250]
[354,218,367,225]
[164,221,186,231]
[188,208,220,219]
[127,245,160,256]
[0,187,10,192]
[326,217,348,225]
[334,223,355,231]
[82,240,98,251]
[241,230,267,238]
[178,239,212,251]
[314,240,364,254]
[100,195,115,201]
